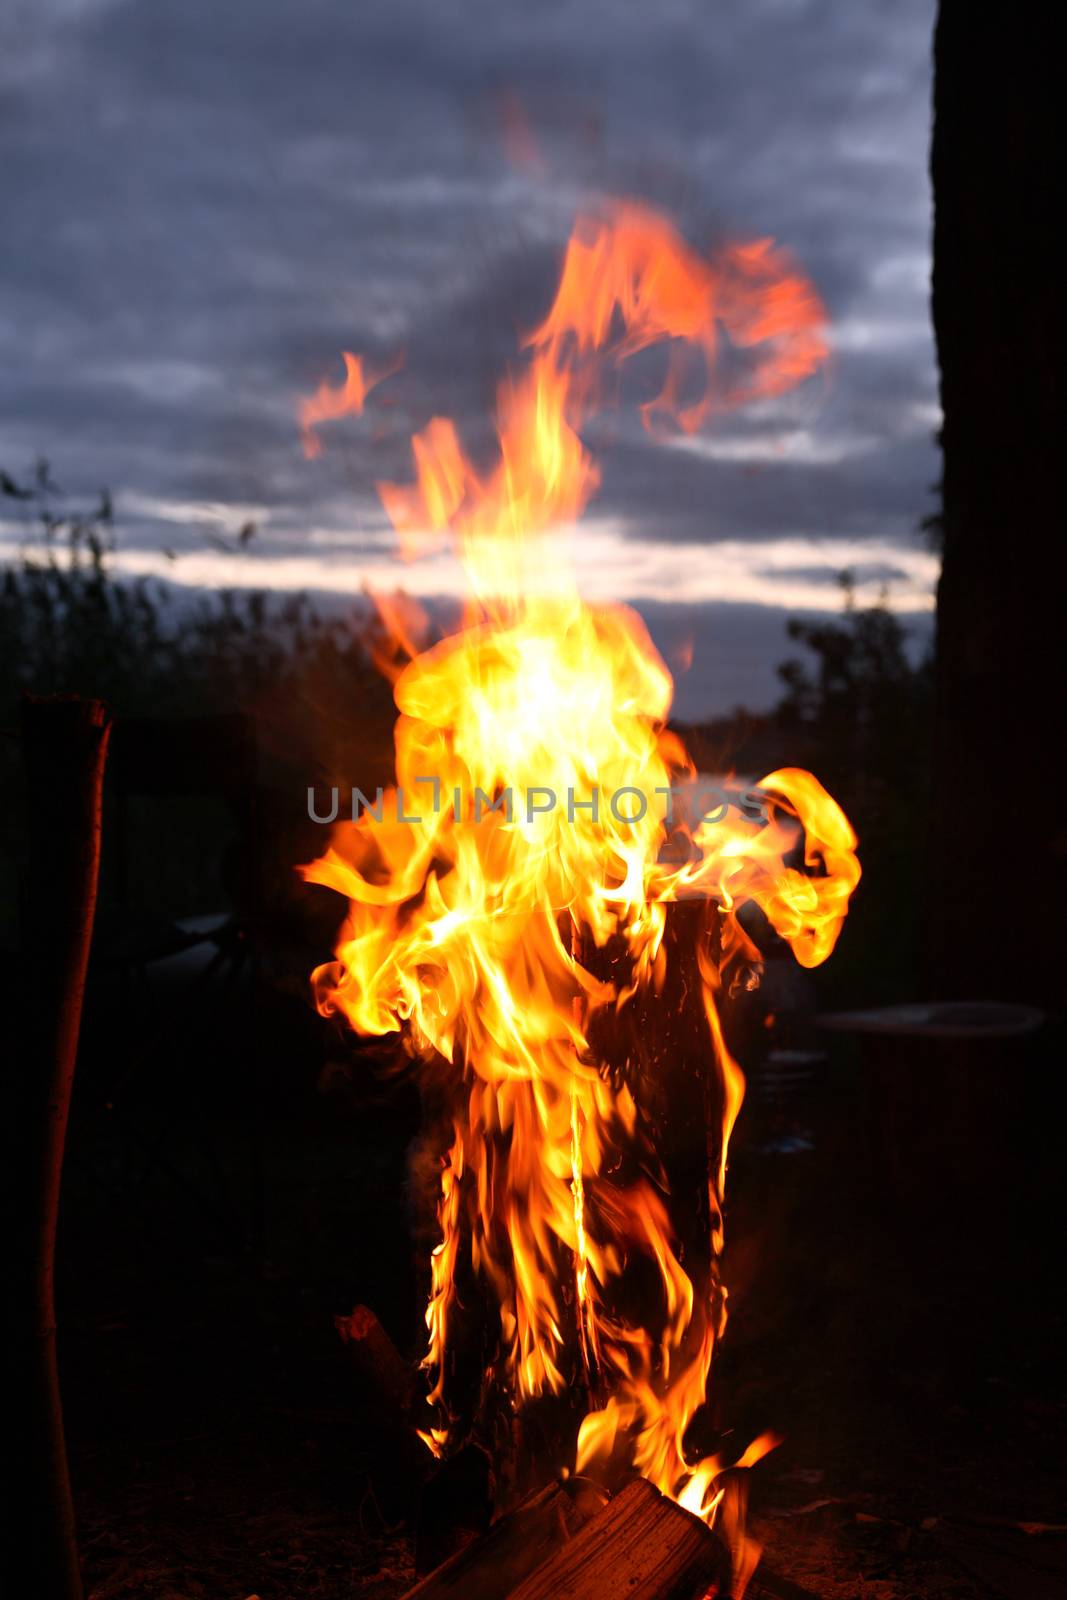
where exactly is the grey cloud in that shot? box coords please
[753,561,910,586]
[1,0,938,710]
[626,598,933,721]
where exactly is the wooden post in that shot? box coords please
[927,2,1061,1006]
[11,695,111,1600]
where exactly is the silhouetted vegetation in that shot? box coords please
[1,464,391,737]
[1,464,397,933]
[773,575,934,1002]
[679,576,934,1005]
[775,572,932,798]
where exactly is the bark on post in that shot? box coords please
[11,695,111,1600]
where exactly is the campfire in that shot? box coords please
[299,203,860,1597]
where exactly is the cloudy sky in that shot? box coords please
[1,0,939,717]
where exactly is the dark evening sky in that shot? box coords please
[1,0,939,716]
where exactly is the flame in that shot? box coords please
[299,201,857,1591]
[299,351,395,459]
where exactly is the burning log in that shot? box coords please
[509,1478,725,1600]
[12,695,112,1600]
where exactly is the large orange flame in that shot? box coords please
[299,201,857,1590]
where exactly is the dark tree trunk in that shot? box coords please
[927,3,1062,1006]
[10,696,111,1600]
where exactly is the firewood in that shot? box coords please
[508,1476,728,1600]
[402,1477,606,1600]
[335,1304,420,1418]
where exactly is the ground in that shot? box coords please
[58,975,1065,1600]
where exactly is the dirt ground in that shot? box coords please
[57,985,1065,1600]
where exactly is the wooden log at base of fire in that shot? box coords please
[404,1476,605,1599]
[332,1300,819,1600]
[401,1476,729,1600]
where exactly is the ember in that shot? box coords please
[299,202,859,1593]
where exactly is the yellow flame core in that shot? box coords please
[300,203,858,1568]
